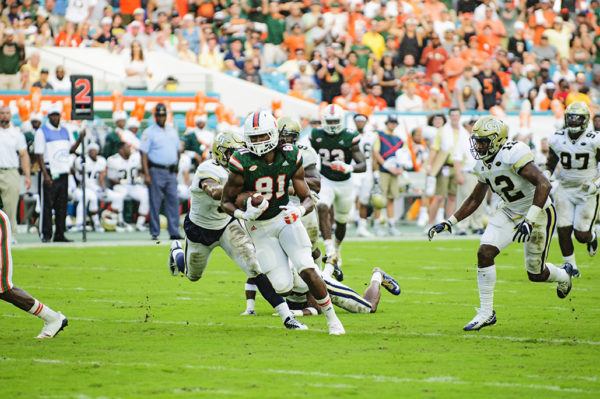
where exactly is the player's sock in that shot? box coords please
[386,218,395,228]
[91,213,100,226]
[371,270,383,285]
[589,231,597,243]
[27,299,59,323]
[334,239,342,254]
[322,262,334,279]
[244,283,257,312]
[316,294,337,322]
[477,265,496,315]
[253,274,291,320]
[172,247,185,273]
[358,218,367,229]
[323,239,334,257]
[544,262,569,283]
[136,215,146,226]
[562,254,577,269]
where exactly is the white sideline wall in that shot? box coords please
[29,46,319,118]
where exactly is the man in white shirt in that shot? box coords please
[65,0,97,24]
[49,66,71,92]
[395,82,423,112]
[0,105,31,240]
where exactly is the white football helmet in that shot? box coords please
[243,110,279,156]
[322,104,345,135]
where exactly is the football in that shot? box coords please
[235,191,264,210]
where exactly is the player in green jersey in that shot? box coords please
[310,104,366,277]
[222,110,345,335]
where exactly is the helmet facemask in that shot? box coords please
[279,128,299,145]
[245,128,278,156]
[470,134,496,160]
[565,112,587,137]
[323,117,342,135]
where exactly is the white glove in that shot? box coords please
[582,182,599,196]
[236,197,269,221]
[330,160,354,174]
[119,178,128,185]
[279,205,306,224]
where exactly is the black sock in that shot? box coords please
[253,273,284,308]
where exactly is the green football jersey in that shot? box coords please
[310,128,360,181]
[103,132,123,159]
[229,144,303,220]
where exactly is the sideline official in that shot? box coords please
[0,105,31,240]
[34,103,84,242]
[140,103,182,240]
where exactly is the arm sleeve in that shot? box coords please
[34,129,45,155]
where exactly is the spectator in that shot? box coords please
[323,2,348,39]
[120,20,147,49]
[378,52,398,107]
[183,113,213,163]
[453,65,483,111]
[570,35,592,65]
[177,39,197,63]
[517,64,537,99]
[420,34,448,79]
[293,60,317,90]
[477,24,502,56]
[423,0,448,23]
[277,48,311,79]
[507,20,527,61]
[35,21,55,46]
[224,38,246,72]
[396,82,424,111]
[303,1,323,56]
[0,105,31,240]
[140,103,182,241]
[456,12,476,44]
[476,59,505,110]
[372,115,404,236]
[534,81,557,110]
[426,87,444,111]
[124,40,150,90]
[554,78,570,106]
[317,44,345,103]
[565,83,592,107]
[285,2,304,32]
[93,16,117,49]
[150,31,177,57]
[65,0,96,24]
[283,23,305,56]
[55,21,82,47]
[222,3,248,42]
[499,0,519,37]
[434,10,455,39]
[362,18,385,60]
[239,58,263,85]
[461,36,489,69]
[367,84,388,111]
[242,0,266,24]
[457,0,477,15]
[531,34,558,64]
[545,18,573,60]
[20,51,41,89]
[126,8,146,33]
[199,34,224,71]
[0,28,25,90]
[49,66,71,91]
[262,0,287,66]
[439,29,456,55]
[552,57,576,83]
[35,103,85,243]
[33,68,53,89]
[527,0,556,46]
[343,51,364,90]
[444,45,468,92]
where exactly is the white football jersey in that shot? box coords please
[548,129,600,188]
[75,155,106,190]
[189,160,231,230]
[288,145,320,207]
[106,151,142,185]
[474,141,551,216]
[177,152,193,185]
[357,130,378,176]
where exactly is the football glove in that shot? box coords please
[581,182,599,196]
[330,160,354,174]
[279,205,306,224]
[427,221,453,241]
[513,220,533,243]
[238,197,269,221]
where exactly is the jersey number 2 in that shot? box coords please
[255,175,285,201]
[488,176,525,203]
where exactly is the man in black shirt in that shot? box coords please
[475,60,505,110]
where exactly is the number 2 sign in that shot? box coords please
[70,75,94,120]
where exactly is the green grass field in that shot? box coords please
[2,238,599,398]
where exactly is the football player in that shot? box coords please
[310,104,366,273]
[546,102,600,275]
[106,142,149,231]
[167,130,307,330]
[241,116,321,316]
[222,110,345,335]
[428,116,577,331]
[0,200,68,339]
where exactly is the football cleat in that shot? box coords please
[327,317,345,335]
[373,267,401,295]
[571,265,581,278]
[284,316,308,330]
[557,263,575,299]
[463,309,497,331]
[36,312,68,339]
[240,310,257,316]
[587,232,597,257]
[356,226,373,237]
[168,240,183,276]
[323,255,343,282]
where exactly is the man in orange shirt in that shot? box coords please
[282,23,306,55]
[420,34,448,79]
[462,36,488,69]
[423,0,447,23]
[444,44,468,92]
[527,0,556,46]
[477,24,502,55]
[343,51,364,90]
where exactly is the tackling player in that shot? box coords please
[310,104,366,274]
[545,102,599,276]
[167,130,307,330]
[222,110,345,335]
[428,116,576,331]
[241,116,322,316]
[0,196,68,339]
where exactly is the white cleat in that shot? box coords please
[463,308,496,331]
[240,310,257,316]
[168,240,183,276]
[356,226,373,237]
[36,312,68,339]
[416,211,428,227]
[284,316,308,330]
[136,224,147,232]
[327,318,345,335]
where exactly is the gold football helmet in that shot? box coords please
[277,116,301,145]
[470,115,508,160]
[212,130,244,167]
[564,101,590,137]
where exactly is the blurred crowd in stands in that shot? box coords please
[2,0,600,113]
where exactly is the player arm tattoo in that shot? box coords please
[292,166,315,214]
[351,144,366,173]
[221,171,245,216]
[545,148,559,174]
[304,164,321,193]
[519,162,551,209]
[201,178,223,200]
[454,181,488,222]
